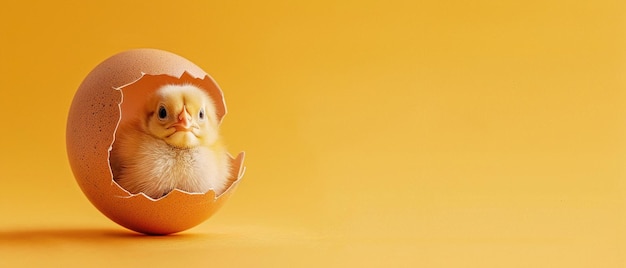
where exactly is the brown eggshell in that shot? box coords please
[66,49,245,235]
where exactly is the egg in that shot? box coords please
[66,48,245,235]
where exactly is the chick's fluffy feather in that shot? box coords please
[110,84,231,199]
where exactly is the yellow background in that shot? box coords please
[1,0,625,267]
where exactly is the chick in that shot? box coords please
[110,84,231,199]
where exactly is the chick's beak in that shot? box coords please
[173,106,192,131]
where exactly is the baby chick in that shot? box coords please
[110,84,231,199]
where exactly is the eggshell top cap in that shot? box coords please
[93,48,226,121]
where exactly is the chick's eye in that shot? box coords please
[199,108,205,120]
[158,106,167,120]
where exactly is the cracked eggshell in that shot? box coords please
[66,49,245,235]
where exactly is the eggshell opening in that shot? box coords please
[112,72,239,199]
[66,49,245,235]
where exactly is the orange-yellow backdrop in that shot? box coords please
[1,0,625,267]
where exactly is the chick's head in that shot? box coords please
[144,84,219,149]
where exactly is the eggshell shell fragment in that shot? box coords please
[66,49,245,235]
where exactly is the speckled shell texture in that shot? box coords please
[66,49,245,235]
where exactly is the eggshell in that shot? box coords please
[66,49,245,235]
